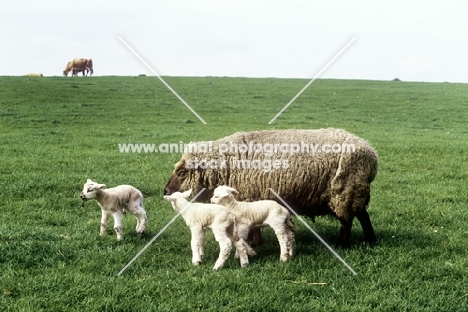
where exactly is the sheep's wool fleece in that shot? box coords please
[175,128,378,220]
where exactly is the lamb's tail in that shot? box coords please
[287,217,296,233]
[229,213,240,241]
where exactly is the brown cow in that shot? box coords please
[63,58,93,77]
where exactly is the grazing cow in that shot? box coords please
[24,73,43,77]
[63,58,93,77]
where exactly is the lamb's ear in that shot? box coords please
[163,195,173,201]
[181,189,192,198]
[97,184,106,189]
[87,178,93,183]
[227,186,239,195]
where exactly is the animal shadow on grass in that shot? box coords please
[372,227,436,250]
[268,218,437,255]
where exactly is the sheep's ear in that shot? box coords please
[86,178,93,183]
[97,184,106,189]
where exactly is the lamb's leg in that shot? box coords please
[271,224,290,262]
[212,229,232,270]
[100,210,110,236]
[232,238,249,267]
[198,230,205,260]
[237,224,256,257]
[286,218,296,257]
[190,226,204,266]
[133,209,148,235]
[227,224,249,267]
[111,211,123,241]
[286,229,296,257]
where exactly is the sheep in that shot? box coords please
[211,185,296,262]
[163,128,378,247]
[163,189,250,270]
[80,179,147,241]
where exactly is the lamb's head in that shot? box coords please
[210,185,239,204]
[163,189,192,210]
[80,179,105,201]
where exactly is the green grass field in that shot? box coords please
[1,76,468,311]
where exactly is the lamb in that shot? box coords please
[163,128,378,247]
[80,179,147,241]
[211,185,296,262]
[163,189,249,270]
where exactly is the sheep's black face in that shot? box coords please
[164,161,189,195]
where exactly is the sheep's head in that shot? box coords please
[80,179,105,201]
[210,185,239,204]
[163,160,191,196]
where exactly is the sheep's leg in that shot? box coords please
[249,228,263,247]
[190,226,204,266]
[337,219,352,247]
[212,229,232,270]
[356,207,376,245]
[111,211,123,241]
[100,210,110,236]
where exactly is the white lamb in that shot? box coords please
[163,189,249,270]
[211,185,296,262]
[80,179,147,241]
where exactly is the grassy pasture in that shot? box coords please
[1,75,468,311]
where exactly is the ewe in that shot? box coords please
[163,190,249,270]
[80,179,147,241]
[164,128,378,247]
[211,185,296,262]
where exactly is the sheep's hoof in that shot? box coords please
[192,261,201,266]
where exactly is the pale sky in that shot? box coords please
[2,0,467,83]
